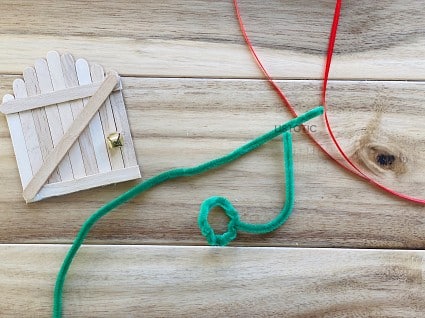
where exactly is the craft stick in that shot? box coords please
[31,166,141,203]
[22,74,118,202]
[2,94,33,188]
[35,59,76,183]
[23,67,62,183]
[76,58,111,174]
[61,53,98,176]
[0,80,122,115]
[46,51,86,179]
[13,78,44,176]
[90,63,125,170]
[108,71,138,168]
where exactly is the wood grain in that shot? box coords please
[0,245,423,317]
[0,1,424,316]
[0,1,424,79]
[0,76,423,247]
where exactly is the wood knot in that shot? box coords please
[354,143,408,176]
[376,153,395,168]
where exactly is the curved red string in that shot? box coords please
[233,0,425,205]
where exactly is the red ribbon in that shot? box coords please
[233,0,425,204]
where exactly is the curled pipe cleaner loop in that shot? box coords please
[53,106,323,317]
[233,0,425,204]
[199,196,240,246]
[198,131,294,246]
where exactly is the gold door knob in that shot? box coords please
[106,132,124,149]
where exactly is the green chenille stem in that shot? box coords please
[197,130,294,246]
[53,106,323,317]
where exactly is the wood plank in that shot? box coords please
[0,77,423,247]
[0,245,424,317]
[0,3,423,318]
[0,1,424,79]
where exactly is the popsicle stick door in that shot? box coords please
[0,51,141,203]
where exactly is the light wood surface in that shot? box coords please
[0,0,424,316]
[1,245,424,318]
[0,0,424,80]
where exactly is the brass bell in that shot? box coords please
[106,132,124,149]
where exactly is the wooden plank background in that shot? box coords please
[0,0,424,316]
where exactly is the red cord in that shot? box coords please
[233,0,425,205]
